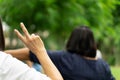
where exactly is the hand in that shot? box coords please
[14,22,46,55]
[14,23,63,80]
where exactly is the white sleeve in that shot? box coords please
[0,51,51,80]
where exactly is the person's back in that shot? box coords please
[53,51,115,80]
[29,26,115,80]
[30,50,115,80]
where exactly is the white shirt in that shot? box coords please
[96,50,102,59]
[0,51,51,80]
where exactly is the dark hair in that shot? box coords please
[0,18,5,51]
[66,26,97,58]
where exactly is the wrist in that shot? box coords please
[35,48,47,56]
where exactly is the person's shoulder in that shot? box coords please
[24,68,51,80]
[47,50,66,55]
[98,58,107,62]
[0,51,11,58]
[97,58,106,63]
[0,51,6,54]
[97,58,110,69]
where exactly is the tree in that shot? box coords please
[0,0,120,65]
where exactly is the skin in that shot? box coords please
[5,48,30,60]
[8,22,63,80]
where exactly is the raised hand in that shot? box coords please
[14,22,63,80]
[14,22,46,55]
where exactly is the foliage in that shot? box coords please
[0,0,120,65]
[111,67,120,80]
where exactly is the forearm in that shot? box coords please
[4,48,30,60]
[25,60,33,67]
[36,50,63,80]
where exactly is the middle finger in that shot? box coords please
[20,22,31,39]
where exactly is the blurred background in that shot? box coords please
[0,0,120,79]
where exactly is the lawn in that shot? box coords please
[111,66,120,80]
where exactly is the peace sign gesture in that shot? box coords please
[11,22,63,80]
[14,22,46,55]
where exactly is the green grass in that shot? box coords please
[111,66,120,80]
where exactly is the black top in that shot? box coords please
[30,50,115,80]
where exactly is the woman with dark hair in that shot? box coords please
[66,26,96,58]
[5,26,115,80]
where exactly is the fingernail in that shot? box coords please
[20,22,23,25]
[14,29,17,32]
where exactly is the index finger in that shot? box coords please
[14,29,25,43]
[20,22,31,39]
